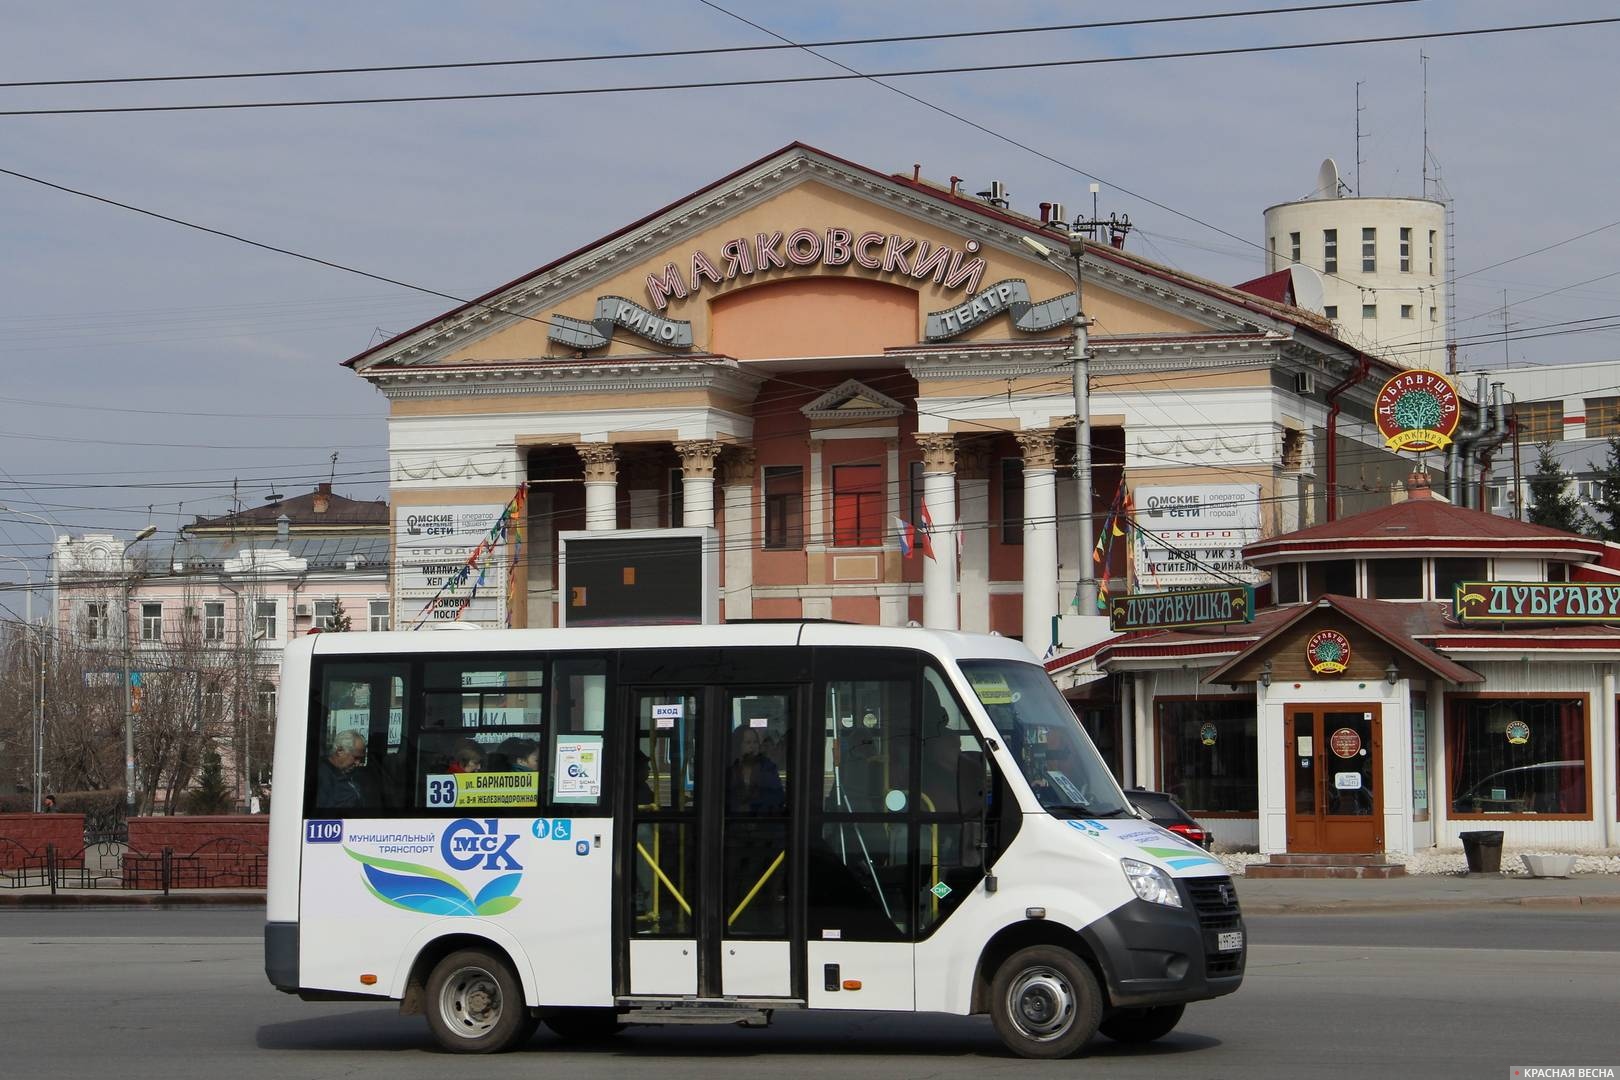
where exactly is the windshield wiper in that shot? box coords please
[1045,804,1132,819]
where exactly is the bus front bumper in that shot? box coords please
[1078,897,1245,1008]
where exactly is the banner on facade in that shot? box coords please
[397,505,509,627]
[1108,585,1255,632]
[1453,581,1620,624]
[1132,484,1262,589]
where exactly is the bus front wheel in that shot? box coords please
[989,945,1102,1059]
[424,948,534,1053]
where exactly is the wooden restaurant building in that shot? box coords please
[1047,473,1620,858]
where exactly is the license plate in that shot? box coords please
[1217,931,1244,952]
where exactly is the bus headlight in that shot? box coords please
[1122,858,1182,908]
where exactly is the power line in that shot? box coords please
[0,2,1420,89]
[2,18,1613,117]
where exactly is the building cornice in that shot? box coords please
[370,358,768,401]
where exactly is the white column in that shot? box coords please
[720,449,755,621]
[917,434,958,630]
[578,444,618,531]
[1017,429,1059,655]
[1133,670,1153,789]
[957,445,990,634]
[676,440,723,529]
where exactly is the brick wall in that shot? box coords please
[0,813,86,870]
[124,816,267,889]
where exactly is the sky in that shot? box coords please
[1,0,1617,612]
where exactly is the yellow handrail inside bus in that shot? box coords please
[920,793,940,920]
[727,851,785,927]
[635,841,692,916]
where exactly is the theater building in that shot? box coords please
[1046,475,1620,857]
[344,142,1429,647]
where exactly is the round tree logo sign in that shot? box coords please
[1505,719,1530,745]
[1330,727,1362,758]
[1306,629,1352,675]
[1199,722,1218,746]
[1375,370,1461,453]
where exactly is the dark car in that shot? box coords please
[1127,788,1214,850]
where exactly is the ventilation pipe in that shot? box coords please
[1470,381,1512,510]
[1445,375,1492,506]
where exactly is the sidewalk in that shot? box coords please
[4,875,1620,912]
[1235,872,1620,915]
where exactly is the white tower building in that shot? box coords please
[1264,159,1448,371]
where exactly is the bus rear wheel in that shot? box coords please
[1099,1003,1185,1043]
[425,948,533,1053]
[988,945,1102,1059]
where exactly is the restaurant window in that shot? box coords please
[1434,557,1488,601]
[1323,228,1338,273]
[1274,564,1303,605]
[763,465,804,550]
[1513,401,1563,442]
[1305,559,1357,600]
[1585,397,1620,438]
[1369,559,1422,599]
[832,464,884,547]
[1448,697,1587,816]
[1156,698,1258,814]
[1000,458,1024,545]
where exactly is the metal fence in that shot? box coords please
[0,830,265,894]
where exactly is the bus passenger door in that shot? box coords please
[718,688,795,998]
[627,688,702,996]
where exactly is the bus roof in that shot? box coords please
[301,622,1039,665]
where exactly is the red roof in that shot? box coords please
[1244,494,1608,564]
[1233,268,1295,304]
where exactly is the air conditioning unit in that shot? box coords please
[294,603,312,618]
[1294,371,1316,395]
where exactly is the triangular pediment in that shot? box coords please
[802,379,905,421]
[347,143,1292,375]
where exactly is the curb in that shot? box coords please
[1242,895,1620,916]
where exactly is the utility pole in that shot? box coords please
[121,525,157,812]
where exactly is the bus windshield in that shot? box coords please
[959,660,1130,818]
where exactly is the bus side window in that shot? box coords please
[548,656,609,811]
[312,663,408,814]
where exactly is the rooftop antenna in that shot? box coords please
[1354,80,1368,196]
[1420,51,1430,199]
[328,451,339,488]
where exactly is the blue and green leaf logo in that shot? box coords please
[344,847,522,917]
[1138,845,1221,871]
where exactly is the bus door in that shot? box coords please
[624,685,798,999]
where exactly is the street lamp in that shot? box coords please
[1020,229,1098,615]
[122,525,158,812]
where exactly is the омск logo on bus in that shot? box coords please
[344,818,525,917]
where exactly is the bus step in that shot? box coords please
[617,998,801,1026]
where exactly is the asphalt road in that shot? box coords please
[2,907,1615,1079]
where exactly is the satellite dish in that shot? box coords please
[1314,158,1340,200]
[1289,265,1326,313]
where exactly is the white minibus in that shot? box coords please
[265,623,1244,1058]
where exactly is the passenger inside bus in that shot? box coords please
[727,727,785,815]
[315,729,369,809]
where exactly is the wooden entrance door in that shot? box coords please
[1285,706,1382,853]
